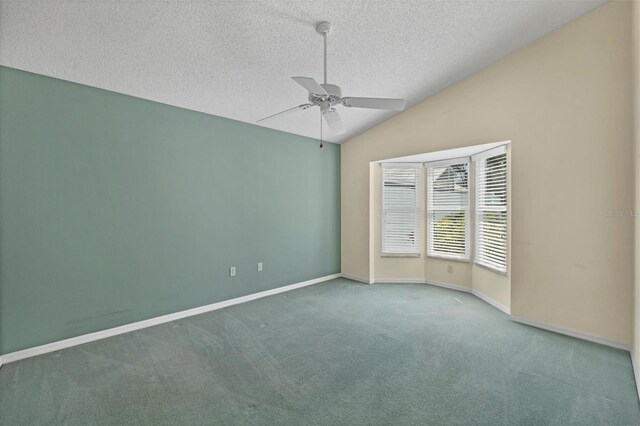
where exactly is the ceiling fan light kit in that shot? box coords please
[257,21,407,144]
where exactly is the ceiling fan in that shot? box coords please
[257,21,407,137]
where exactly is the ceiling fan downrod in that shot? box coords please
[316,22,332,85]
[317,21,332,148]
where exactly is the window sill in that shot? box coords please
[381,253,421,258]
[427,255,470,264]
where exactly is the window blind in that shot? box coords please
[474,147,508,273]
[382,164,421,256]
[426,159,469,260]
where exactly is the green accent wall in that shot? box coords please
[0,66,340,354]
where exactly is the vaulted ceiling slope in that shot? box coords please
[0,0,606,143]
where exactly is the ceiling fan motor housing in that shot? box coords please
[309,84,342,110]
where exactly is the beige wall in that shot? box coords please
[427,258,472,289]
[342,1,633,344]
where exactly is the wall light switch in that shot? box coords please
[257,262,263,272]
[447,265,453,274]
[229,266,236,277]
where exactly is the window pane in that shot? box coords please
[475,152,507,273]
[427,161,469,260]
[382,166,421,255]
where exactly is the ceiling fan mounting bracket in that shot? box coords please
[316,21,333,36]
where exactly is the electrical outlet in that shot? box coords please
[229,266,236,277]
[447,265,453,273]
[257,262,263,272]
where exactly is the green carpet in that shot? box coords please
[0,278,638,425]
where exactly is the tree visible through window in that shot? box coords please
[427,160,469,260]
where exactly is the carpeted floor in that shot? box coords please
[0,278,638,425]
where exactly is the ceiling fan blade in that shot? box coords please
[342,97,406,111]
[257,104,313,123]
[292,77,327,96]
[323,108,346,134]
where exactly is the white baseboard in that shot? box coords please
[509,315,631,351]
[471,289,510,314]
[3,272,634,381]
[425,280,472,293]
[632,351,640,402]
[370,279,508,316]
[373,279,513,314]
[340,273,372,284]
[375,278,427,284]
[0,273,341,365]
[374,278,472,294]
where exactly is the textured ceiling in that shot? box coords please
[0,0,607,143]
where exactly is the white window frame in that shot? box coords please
[425,157,470,261]
[381,163,421,257]
[472,145,508,274]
